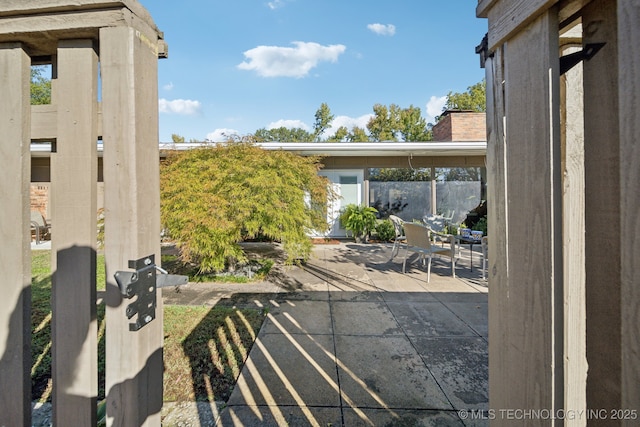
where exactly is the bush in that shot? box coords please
[339,204,378,242]
[472,216,487,235]
[375,219,395,242]
[160,143,334,272]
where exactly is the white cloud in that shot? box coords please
[426,95,447,123]
[238,41,346,78]
[267,119,310,130]
[267,0,285,9]
[367,23,396,36]
[206,128,241,142]
[327,114,373,135]
[159,98,201,115]
[163,82,174,91]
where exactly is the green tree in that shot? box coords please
[312,102,334,141]
[445,79,486,113]
[326,126,349,142]
[348,126,369,142]
[398,105,431,141]
[254,127,313,142]
[367,104,400,141]
[160,143,333,272]
[369,168,431,182]
[171,134,186,143]
[31,66,51,105]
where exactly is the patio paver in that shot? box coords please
[162,241,489,426]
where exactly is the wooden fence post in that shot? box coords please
[618,1,640,418]
[100,25,163,427]
[485,8,564,422]
[50,39,99,426]
[0,42,32,427]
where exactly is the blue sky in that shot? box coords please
[143,1,487,142]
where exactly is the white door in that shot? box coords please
[318,170,364,237]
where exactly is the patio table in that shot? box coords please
[455,235,482,271]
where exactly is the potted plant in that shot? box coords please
[339,204,378,243]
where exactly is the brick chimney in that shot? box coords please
[432,110,486,141]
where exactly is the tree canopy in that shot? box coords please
[31,66,51,105]
[444,79,486,113]
[160,143,333,272]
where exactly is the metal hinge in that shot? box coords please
[114,254,188,331]
[560,43,606,75]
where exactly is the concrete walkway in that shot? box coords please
[162,242,488,427]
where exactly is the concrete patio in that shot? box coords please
[161,241,489,426]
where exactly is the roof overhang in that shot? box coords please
[159,141,487,157]
[31,141,487,158]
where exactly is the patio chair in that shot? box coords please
[388,215,406,261]
[31,210,51,244]
[402,222,456,282]
[423,214,446,232]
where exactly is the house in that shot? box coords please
[30,110,487,237]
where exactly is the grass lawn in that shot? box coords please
[30,250,265,404]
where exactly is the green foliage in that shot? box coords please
[472,216,487,235]
[254,126,313,142]
[160,143,332,272]
[31,66,51,105]
[367,104,400,141]
[366,103,433,142]
[326,126,349,142]
[438,167,482,182]
[348,126,369,142]
[171,133,186,143]
[313,102,334,141]
[375,219,395,242]
[339,204,378,241]
[369,167,431,182]
[445,79,486,113]
[398,105,432,141]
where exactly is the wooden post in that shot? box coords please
[0,42,32,427]
[484,44,511,422]
[618,1,640,419]
[559,24,588,425]
[100,26,163,427]
[583,1,622,416]
[50,39,99,426]
[490,8,564,422]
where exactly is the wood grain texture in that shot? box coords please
[582,0,623,416]
[484,46,512,424]
[101,26,163,427]
[0,0,156,29]
[617,0,640,419]
[501,8,563,418]
[50,39,99,427]
[483,0,558,50]
[560,42,588,426]
[0,43,32,427]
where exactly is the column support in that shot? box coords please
[0,42,32,427]
[101,26,163,427]
[50,39,99,426]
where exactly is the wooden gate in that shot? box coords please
[0,1,168,425]
[478,0,639,424]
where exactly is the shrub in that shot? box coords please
[160,143,333,272]
[339,204,378,242]
[375,219,396,242]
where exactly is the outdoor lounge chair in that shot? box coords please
[31,210,51,244]
[402,222,456,282]
[388,215,406,261]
